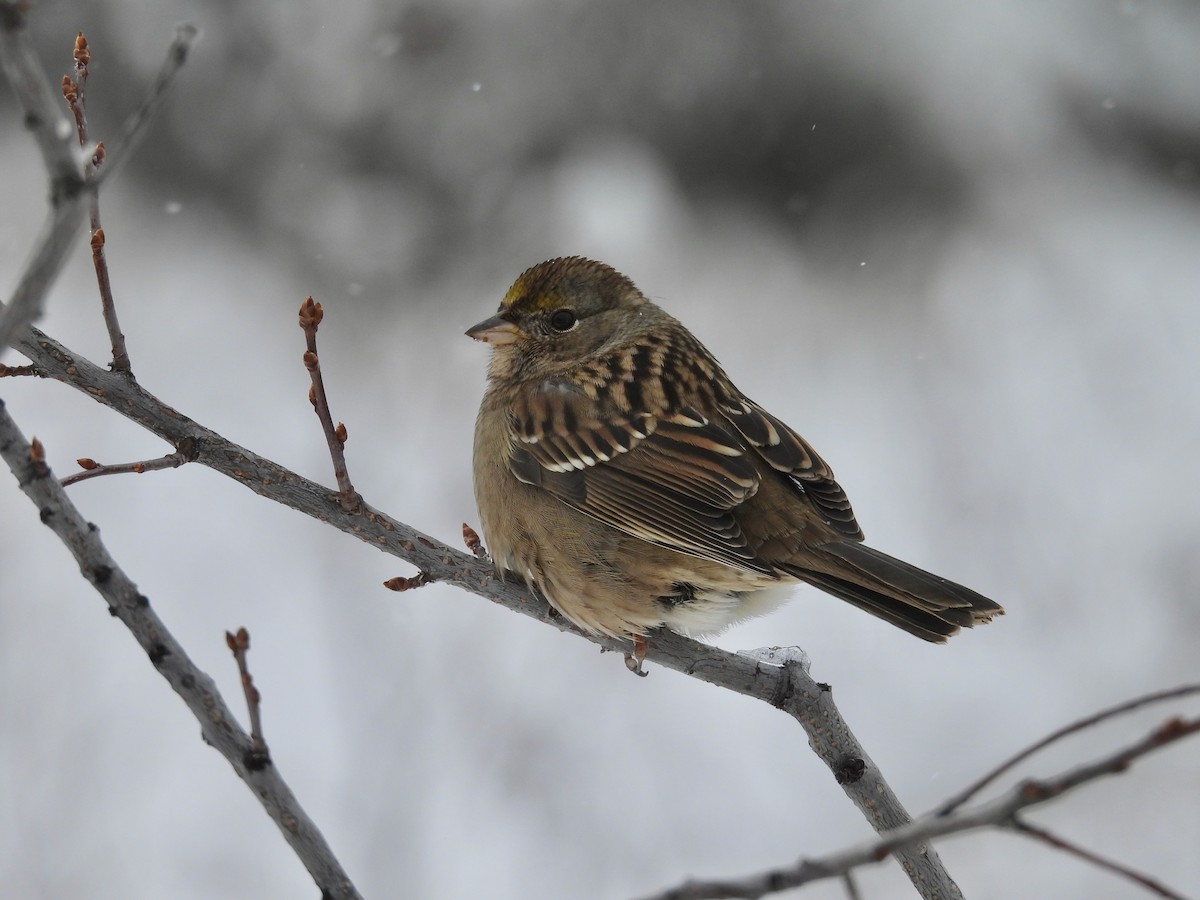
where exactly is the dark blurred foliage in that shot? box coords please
[12,2,1200,301]
[0,10,1044,277]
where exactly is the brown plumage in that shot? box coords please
[468,257,1003,646]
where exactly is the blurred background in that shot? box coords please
[2,1,1199,898]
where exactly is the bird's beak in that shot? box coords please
[466,314,525,346]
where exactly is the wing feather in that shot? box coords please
[505,363,862,569]
[508,384,772,572]
[719,398,862,539]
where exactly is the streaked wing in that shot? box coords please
[718,396,863,540]
[507,382,772,573]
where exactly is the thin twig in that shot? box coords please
[88,216,129,371]
[72,31,89,102]
[62,32,130,372]
[299,296,362,512]
[1011,818,1189,900]
[60,437,198,486]
[0,403,362,900]
[638,712,1200,900]
[64,32,90,142]
[226,627,271,767]
[937,682,1200,815]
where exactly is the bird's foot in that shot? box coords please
[624,634,649,677]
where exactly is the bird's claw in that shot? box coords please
[624,635,649,677]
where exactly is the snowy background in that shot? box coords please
[2,1,1199,898]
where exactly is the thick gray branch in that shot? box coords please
[0,400,364,900]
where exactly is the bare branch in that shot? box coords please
[88,217,131,372]
[61,437,197,486]
[938,681,1200,815]
[226,627,271,766]
[61,33,129,371]
[62,33,92,151]
[0,402,363,900]
[299,296,362,512]
[1012,819,1188,900]
[641,711,1199,900]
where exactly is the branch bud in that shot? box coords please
[298,296,324,329]
[73,32,91,66]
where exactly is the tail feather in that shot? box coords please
[783,542,1003,643]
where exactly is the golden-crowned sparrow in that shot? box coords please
[468,257,1002,658]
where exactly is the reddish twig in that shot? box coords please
[88,221,128,372]
[64,32,90,141]
[60,32,131,373]
[299,296,362,513]
[72,32,89,94]
[1012,818,1188,900]
[937,682,1200,815]
[225,627,271,768]
[60,437,198,486]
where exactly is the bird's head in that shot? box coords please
[466,257,655,380]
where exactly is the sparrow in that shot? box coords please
[467,257,1002,669]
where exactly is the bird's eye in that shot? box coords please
[548,308,578,333]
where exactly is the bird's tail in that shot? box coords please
[783,542,1004,643]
